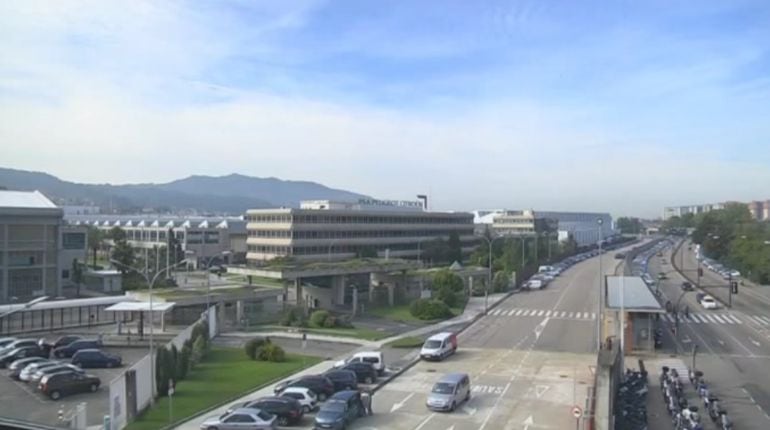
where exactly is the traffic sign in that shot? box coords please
[572,405,582,418]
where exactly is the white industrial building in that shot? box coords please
[475,209,615,247]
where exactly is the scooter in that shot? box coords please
[719,410,733,430]
[708,397,721,422]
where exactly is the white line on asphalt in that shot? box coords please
[492,309,501,316]
[568,312,575,318]
[729,314,743,324]
[664,314,674,323]
[712,314,727,324]
[545,310,552,317]
[561,311,567,318]
[515,309,524,316]
[537,310,545,317]
[703,314,717,323]
[507,310,517,316]
[748,315,766,325]
[759,316,770,325]
[591,313,596,320]
[413,413,436,430]
[690,314,703,323]
[522,310,531,316]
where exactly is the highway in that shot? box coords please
[353,248,629,430]
[650,241,770,428]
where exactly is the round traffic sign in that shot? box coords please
[572,406,582,418]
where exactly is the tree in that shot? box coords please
[108,226,127,242]
[111,239,135,275]
[178,345,191,379]
[447,232,463,263]
[71,258,84,298]
[86,226,103,268]
[431,269,464,307]
[616,217,643,234]
[191,336,207,365]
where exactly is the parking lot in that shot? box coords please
[0,343,149,427]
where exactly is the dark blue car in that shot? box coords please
[71,349,121,368]
[52,340,100,359]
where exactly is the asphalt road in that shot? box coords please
[338,247,634,430]
[650,242,770,428]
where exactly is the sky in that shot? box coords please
[2,0,770,218]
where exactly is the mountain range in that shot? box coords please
[0,167,368,214]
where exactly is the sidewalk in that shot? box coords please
[170,291,513,430]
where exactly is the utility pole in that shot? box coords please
[597,218,604,351]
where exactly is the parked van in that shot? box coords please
[426,373,471,412]
[334,351,385,376]
[420,332,457,361]
[526,279,544,290]
[538,265,555,273]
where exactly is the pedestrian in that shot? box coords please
[361,389,373,416]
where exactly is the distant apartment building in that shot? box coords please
[0,190,87,303]
[66,214,247,265]
[476,209,614,247]
[663,200,770,221]
[245,199,476,263]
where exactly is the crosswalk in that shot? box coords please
[662,312,770,326]
[488,308,596,321]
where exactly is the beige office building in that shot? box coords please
[245,199,475,264]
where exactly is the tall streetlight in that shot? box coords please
[597,217,604,351]
[479,235,506,314]
[188,250,232,311]
[111,256,191,404]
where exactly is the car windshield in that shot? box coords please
[432,382,455,394]
[424,340,442,349]
[323,401,346,412]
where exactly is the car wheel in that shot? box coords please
[465,391,470,401]
[50,391,61,400]
[207,427,218,430]
[364,376,373,384]
[303,405,311,413]
[277,416,289,426]
[90,383,98,392]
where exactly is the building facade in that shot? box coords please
[663,200,770,221]
[245,199,476,263]
[0,190,87,303]
[65,215,248,265]
[478,209,614,247]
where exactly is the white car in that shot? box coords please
[701,296,718,310]
[278,386,318,413]
[334,351,386,375]
[199,408,275,430]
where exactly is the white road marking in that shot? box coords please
[491,309,501,316]
[413,413,436,430]
[507,309,517,316]
[561,311,568,318]
[515,309,524,316]
[545,310,552,317]
[728,314,743,324]
[759,316,770,325]
[703,314,717,323]
[690,314,703,323]
[390,392,415,412]
[712,314,726,324]
[750,338,762,347]
[591,312,597,319]
[523,415,535,430]
[537,310,545,317]
[568,312,575,318]
[522,310,532,316]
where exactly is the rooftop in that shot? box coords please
[606,276,664,312]
[0,190,58,209]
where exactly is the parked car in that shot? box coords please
[71,349,121,368]
[30,364,84,384]
[199,408,276,430]
[341,362,378,385]
[7,357,48,380]
[681,282,693,291]
[228,396,303,426]
[20,361,62,382]
[40,336,81,356]
[0,346,48,368]
[279,386,319,413]
[420,332,458,361]
[0,337,17,349]
[274,375,335,401]
[334,351,386,376]
[0,339,39,356]
[314,390,363,430]
[52,339,101,359]
[38,372,101,400]
[323,369,359,392]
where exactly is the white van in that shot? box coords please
[526,279,544,290]
[420,332,458,361]
[334,351,386,375]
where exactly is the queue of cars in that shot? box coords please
[695,244,742,280]
[200,350,385,430]
[1,335,121,401]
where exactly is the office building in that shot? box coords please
[245,199,475,263]
[476,209,614,247]
[65,214,248,265]
[663,203,726,220]
[0,190,87,303]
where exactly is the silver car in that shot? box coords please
[426,372,471,412]
[199,408,276,430]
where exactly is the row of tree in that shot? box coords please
[675,203,770,284]
[155,320,210,397]
[616,217,644,234]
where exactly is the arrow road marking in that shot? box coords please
[534,318,549,340]
[535,385,550,398]
[717,339,725,346]
[390,392,415,413]
[523,415,534,430]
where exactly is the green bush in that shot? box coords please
[191,336,207,366]
[178,345,191,380]
[336,315,354,328]
[310,310,330,327]
[410,299,453,320]
[434,287,459,307]
[322,314,337,328]
[257,343,286,362]
[281,308,297,326]
[244,337,269,360]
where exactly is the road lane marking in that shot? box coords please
[759,316,770,325]
[729,314,743,324]
[690,314,703,323]
[712,314,726,324]
[537,310,545,317]
[591,313,596,319]
[515,309,524,316]
[413,413,436,430]
[391,392,415,412]
[545,310,552,317]
[507,309,517,316]
[749,338,761,347]
[561,311,567,318]
[704,314,717,323]
[568,312,575,318]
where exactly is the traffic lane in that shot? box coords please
[359,348,595,430]
[460,310,540,349]
[536,318,595,354]
[695,355,770,427]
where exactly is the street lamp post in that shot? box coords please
[597,218,604,351]
[480,235,506,315]
[111,257,191,404]
[673,290,689,354]
[201,251,232,312]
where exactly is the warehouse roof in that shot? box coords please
[0,190,58,209]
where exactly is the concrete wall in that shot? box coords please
[594,344,622,430]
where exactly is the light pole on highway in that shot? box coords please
[673,290,689,354]
[479,234,507,315]
[111,256,192,404]
[597,218,604,351]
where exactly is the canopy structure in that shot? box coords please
[105,302,175,312]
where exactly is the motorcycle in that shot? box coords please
[719,410,733,430]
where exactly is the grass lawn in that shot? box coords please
[247,325,391,341]
[369,299,468,324]
[126,347,320,430]
[385,336,425,348]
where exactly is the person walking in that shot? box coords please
[361,389,373,416]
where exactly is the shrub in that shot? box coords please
[322,314,337,328]
[244,337,269,360]
[310,310,331,327]
[410,299,430,317]
[434,287,459,307]
[258,343,286,362]
[191,336,207,366]
[281,308,296,326]
[410,299,453,320]
[178,345,191,380]
[336,315,354,328]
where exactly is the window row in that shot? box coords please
[247,229,475,239]
[247,214,472,225]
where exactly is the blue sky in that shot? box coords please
[2,0,770,218]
